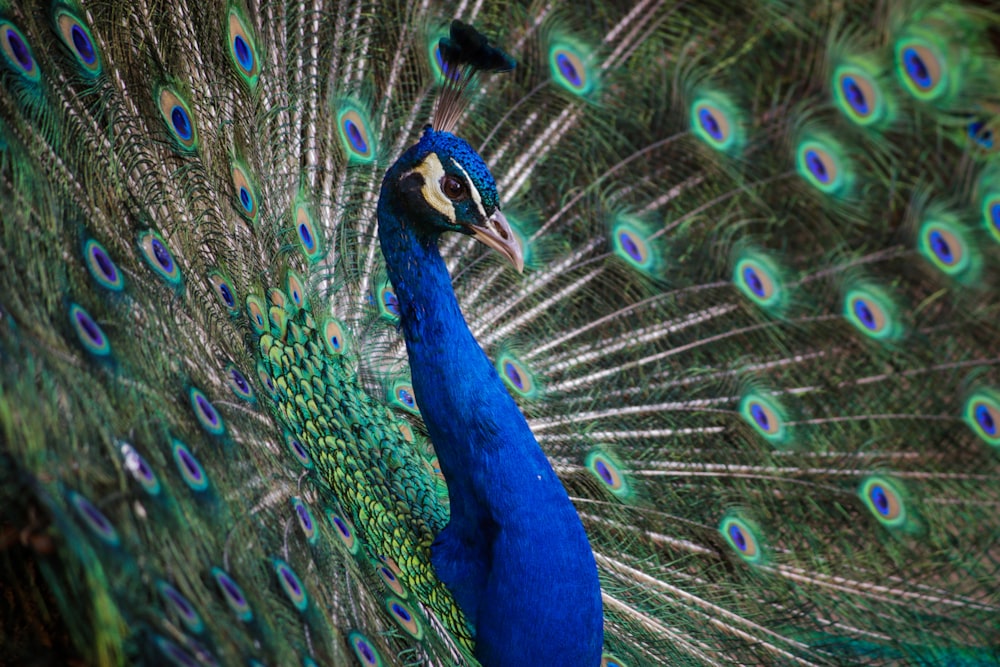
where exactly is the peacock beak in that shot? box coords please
[467,210,524,273]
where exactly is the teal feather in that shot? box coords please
[2,0,1000,665]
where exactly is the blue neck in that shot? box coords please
[378,184,603,666]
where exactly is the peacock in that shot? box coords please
[1,0,999,664]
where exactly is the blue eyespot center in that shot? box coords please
[594,460,613,485]
[383,290,399,316]
[299,223,314,249]
[334,516,350,537]
[219,574,245,604]
[233,35,252,70]
[239,187,251,211]
[750,403,769,430]
[177,448,202,480]
[171,106,192,140]
[219,283,234,307]
[71,25,95,64]
[928,230,953,264]
[975,403,996,435]
[869,485,890,516]
[504,361,523,390]
[398,388,414,408]
[841,76,868,115]
[7,29,32,69]
[853,299,875,330]
[152,238,173,270]
[618,232,642,262]
[344,119,367,153]
[556,52,580,87]
[296,503,313,530]
[969,121,994,149]
[91,246,116,280]
[392,603,412,622]
[805,150,828,183]
[698,108,722,140]
[76,309,103,345]
[743,267,764,297]
[903,48,931,89]
[357,638,376,663]
[728,524,747,551]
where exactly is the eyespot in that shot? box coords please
[602,655,629,667]
[348,631,384,667]
[323,319,348,355]
[1,22,40,82]
[690,94,745,153]
[139,231,182,286]
[256,362,277,399]
[375,560,407,597]
[273,559,308,611]
[337,105,375,163]
[859,476,908,528]
[68,490,119,545]
[833,66,886,126]
[208,272,238,312]
[719,514,763,564]
[441,174,468,201]
[295,201,323,262]
[227,9,259,88]
[231,163,258,222]
[69,303,110,357]
[981,190,1000,244]
[585,449,632,500]
[157,581,204,634]
[172,439,209,492]
[739,392,789,445]
[964,389,1000,448]
[549,41,594,96]
[157,88,198,152]
[378,284,400,322]
[55,9,100,76]
[896,38,945,100]
[212,567,253,622]
[83,239,123,291]
[390,381,419,415]
[326,510,360,555]
[796,138,848,195]
[918,218,978,282]
[287,271,306,310]
[497,354,538,398]
[968,120,995,151]
[286,433,312,468]
[189,387,224,436]
[225,365,255,402]
[293,497,317,544]
[385,597,423,639]
[733,253,784,311]
[121,442,161,495]
[246,295,267,334]
[154,636,198,667]
[844,285,901,341]
[610,217,658,275]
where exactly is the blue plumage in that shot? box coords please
[378,126,603,665]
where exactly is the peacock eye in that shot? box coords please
[441,175,468,201]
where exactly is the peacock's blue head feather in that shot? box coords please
[380,126,522,271]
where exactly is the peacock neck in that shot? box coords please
[377,195,548,514]
[378,171,603,666]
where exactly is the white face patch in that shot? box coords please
[448,158,487,221]
[408,152,455,223]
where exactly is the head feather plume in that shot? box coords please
[434,20,515,133]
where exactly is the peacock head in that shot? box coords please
[386,125,522,272]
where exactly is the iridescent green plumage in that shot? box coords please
[2,0,1000,665]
